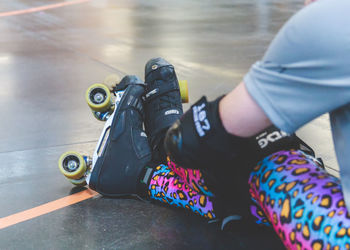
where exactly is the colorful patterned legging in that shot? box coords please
[148,150,350,249]
[148,160,216,219]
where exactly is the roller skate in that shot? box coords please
[143,57,188,163]
[58,75,152,197]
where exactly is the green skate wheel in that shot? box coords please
[69,176,87,186]
[179,80,189,103]
[86,83,112,112]
[58,151,87,180]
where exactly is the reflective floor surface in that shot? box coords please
[0,0,337,249]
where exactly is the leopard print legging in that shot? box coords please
[148,150,350,249]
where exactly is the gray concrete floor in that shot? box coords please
[0,0,337,249]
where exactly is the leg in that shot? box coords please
[141,58,220,218]
[249,150,350,249]
[164,0,350,210]
[242,0,350,212]
[166,158,213,197]
[147,158,259,224]
[148,162,217,220]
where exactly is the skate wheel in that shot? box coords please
[103,74,121,89]
[86,83,112,112]
[58,151,87,179]
[179,80,189,103]
[69,176,87,186]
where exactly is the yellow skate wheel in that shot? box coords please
[69,176,87,186]
[179,80,189,103]
[86,83,112,112]
[58,151,87,180]
[103,74,121,89]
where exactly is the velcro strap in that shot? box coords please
[247,125,299,158]
[123,95,144,114]
[143,79,179,102]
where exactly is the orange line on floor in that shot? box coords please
[0,189,98,230]
[0,0,91,17]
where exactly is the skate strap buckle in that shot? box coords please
[124,95,143,113]
[141,167,154,184]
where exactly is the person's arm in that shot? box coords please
[219,81,272,137]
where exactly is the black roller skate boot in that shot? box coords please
[143,58,183,163]
[87,75,152,197]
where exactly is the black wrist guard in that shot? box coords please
[247,126,301,160]
[164,96,249,170]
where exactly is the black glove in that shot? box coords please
[164,96,249,171]
[164,95,303,221]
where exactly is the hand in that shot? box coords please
[164,96,248,170]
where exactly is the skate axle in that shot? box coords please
[92,109,113,121]
[67,159,78,171]
[91,91,106,104]
[83,155,93,168]
[62,155,81,172]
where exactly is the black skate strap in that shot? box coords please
[143,79,179,102]
[119,95,144,113]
